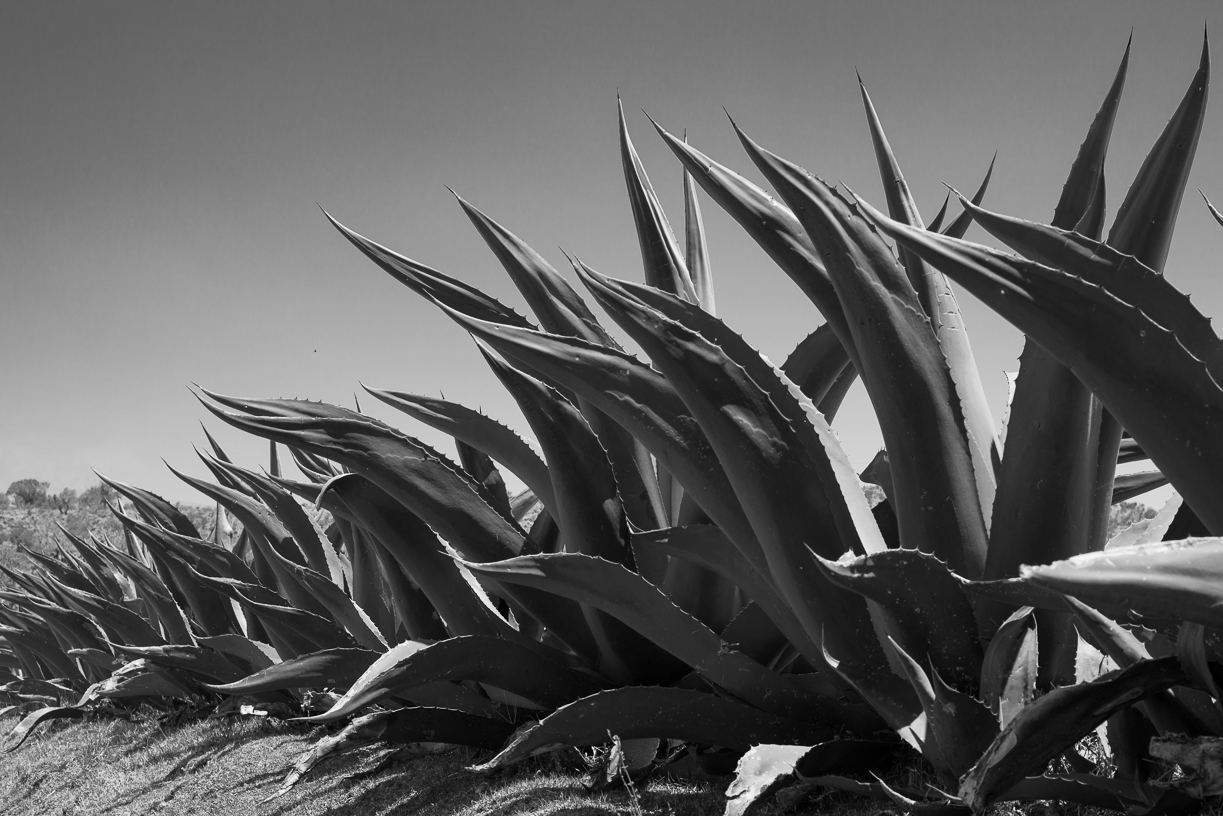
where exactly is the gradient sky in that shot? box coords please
[2,1,1221,504]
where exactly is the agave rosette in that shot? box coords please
[3,32,1221,816]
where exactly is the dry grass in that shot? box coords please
[0,711,789,816]
[15,710,1202,816]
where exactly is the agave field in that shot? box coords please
[6,31,1223,815]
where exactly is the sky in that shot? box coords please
[1,1,1221,504]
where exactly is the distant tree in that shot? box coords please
[50,487,78,513]
[6,479,49,506]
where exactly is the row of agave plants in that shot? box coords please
[5,33,1223,814]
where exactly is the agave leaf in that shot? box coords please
[814,363,858,422]
[196,633,278,672]
[725,740,901,816]
[454,440,514,520]
[649,118,853,354]
[1108,493,1182,550]
[813,549,982,688]
[168,468,336,624]
[322,210,535,329]
[959,657,1186,812]
[1025,539,1223,630]
[65,648,120,671]
[170,465,310,568]
[361,526,448,643]
[476,686,837,772]
[476,344,671,680]
[780,323,854,413]
[0,624,83,686]
[316,474,530,644]
[197,398,527,561]
[199,423,234,463]
[109,643,246,685]
[54,528,125,603]
[46,531,112,600]
[316,524,393,651]
[227,531,278,616]
[865,209,1223,535]
[287,445,338,483]
[1177,622,1223,716]
[230,591,358,658]
[928,669,1000,780]
[948,200,1223,382]
[585,269,887,561]
[194,446,259,498]
[1109,34,1210,274]
[198,399,602,658]
[716,602,791,670]
[928,193,950,234]
[1062,595,1207,737]
[95,473,201,539]
[463,552,880,729]
[453,193,616,344]
[632,525,824,671]
[1204,190,1223,227]
[110,510,242,638]
[3,706,86,753]
[112,509,257,587]
[447,193,666,528]
[95,662,192,699]
[1117,437,1149,464]
[979,607,1038,727]
[576,267,899,683]
[737,128,989,579]
[0,635,44,682]
[724,744,812,816]
[94,523,195,645]
[208,458,341,584]
[190,567,288,610]
[265,547,388,652]
[961,575,1139,628]
[476,345,630,566]
[14,547,96,596]
[53,583,165,648]
[205,647,377,694]
[941,155,995,239]
[858,77,999,523]
[311,635,603,722]
[974,43,1129,683]
[883,639,956,782]
[322,476,562,649]
[135,549,240,641]
[1111,471,1170,504]
[364,387,556,517]
[988,36,1208,557]
[0,612,96,687]
[439,310,759,564]
[618,100,697,301]
[0,593,105,657]
[682,139,716,314]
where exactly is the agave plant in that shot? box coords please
[3,30,1221,816]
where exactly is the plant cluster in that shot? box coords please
[3,34,1223,815]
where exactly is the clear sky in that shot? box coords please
[2,1,1220,504]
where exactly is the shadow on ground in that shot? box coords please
[0,713,730,816]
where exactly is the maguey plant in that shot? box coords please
[2,32,1220,815]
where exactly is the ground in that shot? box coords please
[0,711,857,816]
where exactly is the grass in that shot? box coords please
[1,711,880,816]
